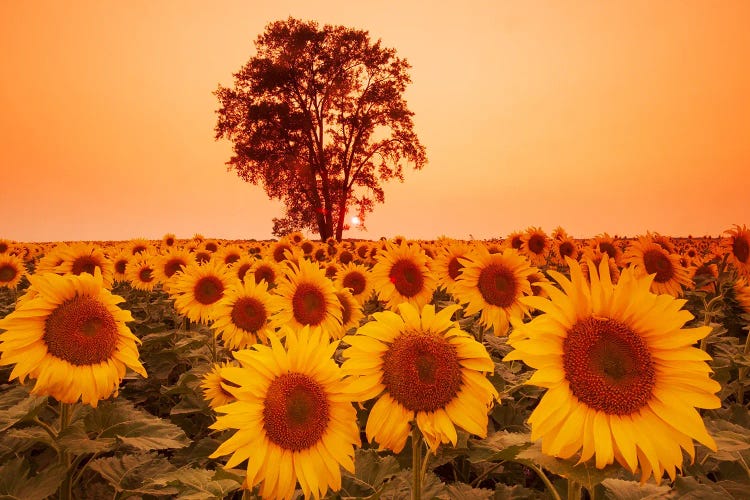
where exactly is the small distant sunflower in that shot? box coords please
[589,233,624,266]
[162,233,177,248]
[55,243,114,288]
[212,279,278,349]
[170,260,233,324]
[273,259,342,335]
[110,251,131,283]
[505,258,720,484]
[0,253,27,289]
[217,244,245,267]
[251,259,282,287]
[579,247,621,284]
[625,237,692,296]
[723,224,750,278]
[431,241,473,297]
[453,247,535,336]
[370,241,436,311]
[211,326,362,500]
[35,244,69,274]
[690,257,719,293]
[334,263,374,305]
[126,254,159,292]
[154,248,193,286]
[324,262,340,280]
[0,238,14,255]
[0,271,147,406]
[342,303,498,452]
[127,238,152,257]
[520,227,550,266]
[230,255,257,284]
[503,231,524,251]
[267,238,299,264]
[202,239,220,254]
[551,235,580,266]
[201,361,239,408]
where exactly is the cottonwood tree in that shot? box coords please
[215,17,426,241]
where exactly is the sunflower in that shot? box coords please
[334,263,374,305]
[341,303,498,452]
[110,250,131,283]
[370,241,436,311]
[267,238,300,264]
[229,255,257,284]
[0,253,27,289]
[153,248,193,286]
[689,257,719,293]
[251,259,283,288]
[201,361,239,408]
[334,287,364,338]
[162,233,177,248]
[502,231,524,251]
[579,247,621,284]
[430,241,473,298]
[170,259,233,324]
[0,270,147,406]
[202,239,220,254]
[212,279,279,349]
[0,238,14,255]
[589,233,624,266]
[723,224,750,278]
[520,227,550,266]
[126,254,159,292]
[35,244,69,274]
[453,247,535,336]
[210,326,361,500]
[217,244,245,267]
[273,259,342,335]
[127,238,152,257]
[551,235,580,266]
[55,243,114,288]
[625,237,692,296]
[504,258,720,484]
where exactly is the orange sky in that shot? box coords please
[1,1,748,242]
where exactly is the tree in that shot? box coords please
[214,17,427,241]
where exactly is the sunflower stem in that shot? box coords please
[567,478,582,500]
[412,425,423,500]
[526,463,562,500]
[699,294,723,352]
[58,402,73,500]
[477,324,484,344]
[737,331,750,405]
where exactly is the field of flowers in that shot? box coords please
[0,226,749,500]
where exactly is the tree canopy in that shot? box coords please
[214,17,426,241]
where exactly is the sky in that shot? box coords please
[1,0,748,242]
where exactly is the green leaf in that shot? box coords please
[514,442,628,492]
[0,457,66,500]
[379,470,447,499]
[340,448,401,498]
[146,467,243,499]
[600,478,670,499]
[88,452,177,495]
[57,420,116,455]
[444,482,493,499]
[467,431,532,463]
[667,476,730,499]
[0,385,48,432]
[493,482,546,499]
[704,418,750,462]
[84,399,190,450]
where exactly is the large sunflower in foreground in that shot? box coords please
[273,259,342,335]
[0,271,147,406]
[504,258,720,484]
[341,303,498,453]
[210,326,361,500]
[624,237,692,296]
[453,247,535,336]
[723,224,750,278]
[211,279,279,349]
[170,260,233,324]
[370,240,436,311]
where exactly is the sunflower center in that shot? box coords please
[511,236,523,249]
[165,237,175,246]
[132,245,147,255]
[71,256,99,276]
[194,276,224,305]
[342,271,366,295]
[563,317,655,415]
[195,252,211,264]
[231,297,267,333]
[139,268,154,283]
[224,254,240,265]
[642,249,674,283]
[164,258,185,278]
[447,256,464,280]
[382,332,462,412]
[528,235,545,255]
[339,250,353,265]
[273,244,291,263]
[44,295,119,366]
[114,259,127,274]
[558,241,575,258]
[292,283,327,325]
[0,264,17,282]
[477,263,517,307]
[263,373,330,452]
[733,236,750,264]
[205,242,218,252]
[0,243,7,253]
[389,259,424,298]
[254,265,275,285]
[599,242,617,260]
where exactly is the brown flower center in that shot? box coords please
[138,267,154,283]
[114,259,128,275]
[231,296,267,333]
[342,271,366,295]
[336,292,353,327]
[339,250,353,265]
[511,236,523,250]
[0,264,18,283]
[642,249,674,283]
[273,244,291,263]
[44,295,119,366]
[163,258,186,278]
[195,251,211,264]
[389,259,425,298]
[382,332,462,412]
[477,263,518,307]
[224,253,240,265]
[447,256,464,281]
[131,245,147,255]
[292,282,327,325]
[71,256,99,276]
[194,276,224,305]
[254,265,275,285]
[558,241,575,259]
[205,242,218,253]
[528,234,546,255]
[598,242,617,260]
[563,317,655,415]
[237,263,251,282]
[733,236,750,264]
[263,373,330,452]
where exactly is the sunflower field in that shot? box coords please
[0,226,749,500]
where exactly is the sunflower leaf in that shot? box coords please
[87,452,178,495]
[0,385,48,432]
[0,457,67,500]
[339,449,401,498]
[379,470,447,499]
[145,467,242,499]
[599,478,670,499]
[467,431,531,463]
[444,482,494,499]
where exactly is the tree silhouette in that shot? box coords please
[214,17,426,241]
